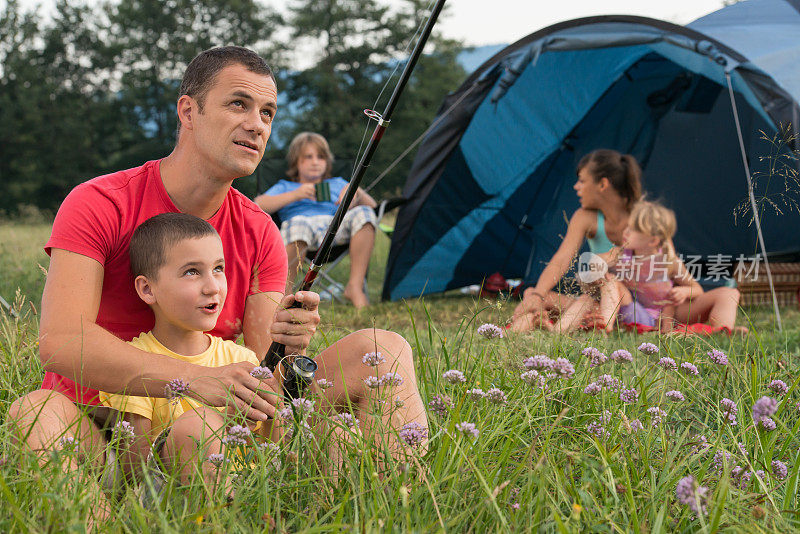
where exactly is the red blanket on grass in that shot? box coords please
[578,320,732,336]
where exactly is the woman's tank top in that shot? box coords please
[587,211,616,253]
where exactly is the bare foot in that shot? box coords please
[509,313,533,333]
[509,312,551,333]
[343,284,369,308]
[732,325,749,336]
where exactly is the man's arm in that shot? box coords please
[39,249,278,420]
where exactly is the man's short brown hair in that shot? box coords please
[286,132,334,181]
[130,213,219,280]
[176,46,275,137]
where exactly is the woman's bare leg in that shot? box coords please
[553,294,595,333]
[599,278,631,333]
[510,290,575,332]
[674,287,741,330]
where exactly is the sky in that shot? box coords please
[437,0,727,46]
[11,0,729,47]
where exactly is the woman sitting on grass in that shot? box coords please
[510,149,743,334]
[553,200,702,334]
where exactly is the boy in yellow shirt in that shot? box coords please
[101,212,281,497]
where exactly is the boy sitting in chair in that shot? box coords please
[255,132,376,308]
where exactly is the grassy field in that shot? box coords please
[1,220,800,532]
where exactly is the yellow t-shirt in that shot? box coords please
[100,331,260,435]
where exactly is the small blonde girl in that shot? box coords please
[601,200,701,332]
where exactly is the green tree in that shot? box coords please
[0,0,123,213]
[274,0,465,197]
[99,0,281,167]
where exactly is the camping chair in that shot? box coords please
[280,197,406,302]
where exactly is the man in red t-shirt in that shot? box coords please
[9,46,427,503]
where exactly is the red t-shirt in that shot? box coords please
[42,159,288,405]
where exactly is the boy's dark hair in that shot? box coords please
[176,46,275,136]
[130,213,219,280]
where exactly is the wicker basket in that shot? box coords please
[736,262,800,307]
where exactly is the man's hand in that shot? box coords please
[189,361,282,421]
[270,291,320,355]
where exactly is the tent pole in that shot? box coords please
[725,72,782,331]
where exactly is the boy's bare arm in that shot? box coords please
[39,249,277,421]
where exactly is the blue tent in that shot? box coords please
[383,0,800,302]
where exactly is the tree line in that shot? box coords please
[0,0,466,214]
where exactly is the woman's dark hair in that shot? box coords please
[577,149,643,210]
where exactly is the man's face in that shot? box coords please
[190,63,278,180]
[296,143,327,183]
[145,235,228,335]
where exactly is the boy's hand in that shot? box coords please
[190,361,282,421]
[271,291,320,355]
[294,183,316,201]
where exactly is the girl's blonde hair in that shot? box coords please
[286,132,334,181]
[628,200,677,261]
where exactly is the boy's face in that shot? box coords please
[136,235,227,334]
[296,143,328,183]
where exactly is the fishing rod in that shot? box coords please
[261,0,447,403]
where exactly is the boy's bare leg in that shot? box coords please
[315,329,427,458]
[161,407,227,490]
[343,224,375,309]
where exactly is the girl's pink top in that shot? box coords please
[614,249,674,311]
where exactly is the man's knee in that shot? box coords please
[359,329,412,366]
[8,389,104,454]
[8,389,74,426]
